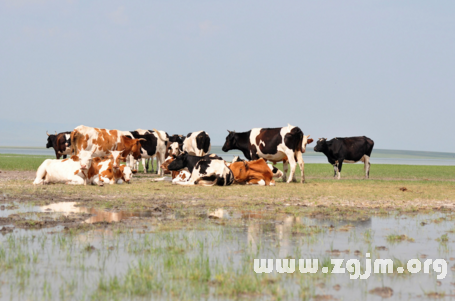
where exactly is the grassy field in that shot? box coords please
[1,154,455,300]
[2,153,454,181]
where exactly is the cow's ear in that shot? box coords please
[120,157,126,161]
[308,139,314,144]
[243,161,249,171]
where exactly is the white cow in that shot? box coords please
[33,150,96,185]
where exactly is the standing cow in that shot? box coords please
[183,131,211,156]
[129,129,169,175]
[313,136,374,179]
[70,125,143,171]
[46,131,72,159]
[221,124,312,183]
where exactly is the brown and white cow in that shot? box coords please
[228,158,275,186]
[70,125,143,171]
[87,156,133,185]
[33,150,96,185]
[152,156,191,184]
[222,124,313,183]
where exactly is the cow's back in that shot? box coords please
[338,136,374,160]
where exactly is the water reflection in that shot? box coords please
[40,202,159,223]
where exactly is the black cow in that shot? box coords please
[46,131,72,159]
[182,131,211,156]
[221,124,313,183]
[313,136,374,179]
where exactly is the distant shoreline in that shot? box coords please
[1,146,454,160]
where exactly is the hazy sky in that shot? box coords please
[1,0,454,151]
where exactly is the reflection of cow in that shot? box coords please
[222,124,312,183]
[46,131,72,159]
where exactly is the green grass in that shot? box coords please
[0,154,53,171]
[1,153,454,181]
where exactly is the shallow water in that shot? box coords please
[1,203,455,300]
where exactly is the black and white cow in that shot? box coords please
[132,129,184,173]
[222,124,312,183]
[46,131,72,159]
[167,152,222,174]
[167,152,232,186]
[183,131,211,156]
[130,129,170,175]
[313,136,374,179]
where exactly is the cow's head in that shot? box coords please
[78,149,95,170]
[46,131,57,148]
[109,150,125,169]
[222,130,237,152]
[167,152,188,171]
[166,142,181,157]
[119,166,133,184]
[160,156,175,174]
[313,138,328,153]
[301,135,314,153]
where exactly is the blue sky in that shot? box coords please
[1,1,454,151]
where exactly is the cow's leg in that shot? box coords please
[142,158,147,174]
[156,152,164,176]
[66,176,86,185]
[63,155,67,159]
[285,154,297,184]
[364,155,371,179]
[337,160,343,180]
[282,161,288,182]
[296,153,305,183]
[248,178,266,186]
[333,164,338,178]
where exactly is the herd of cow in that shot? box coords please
[34,124,374,186]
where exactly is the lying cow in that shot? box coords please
[33,150,95,185]
[88,156,133,185]
[231,156,284,179]
[183,131,211,156]
[46,131,72,159]
[167,152,231,186]
[313,136,374,179]
[222,124,312,183]
[151,156,191,184]
[229,158,275,186]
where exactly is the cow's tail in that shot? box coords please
[70,130,79,155]
[153,129,169,142]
